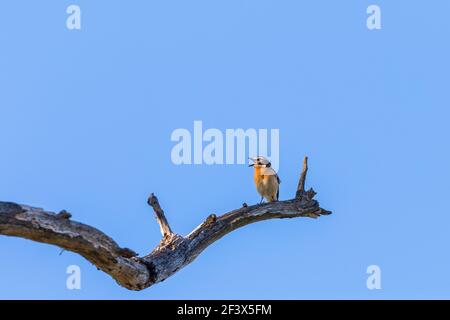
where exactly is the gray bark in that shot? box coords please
[0,157,330,290]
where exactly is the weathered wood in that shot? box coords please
[296,156,309,198]
[0,158,331,290]
[148,193,173,238]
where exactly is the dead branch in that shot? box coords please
[0,156,330,290]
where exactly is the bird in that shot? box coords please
[249,156,281,203]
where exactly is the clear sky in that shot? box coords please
[1,1,449,299]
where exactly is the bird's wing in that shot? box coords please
[261,167,281,183]
[275,173,281,200]
[261,167,277,177]
[261,167,281,201]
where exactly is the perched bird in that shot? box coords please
[249,156,281,203]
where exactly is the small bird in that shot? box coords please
[249,156,281,203]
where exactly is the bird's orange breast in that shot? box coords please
[254,167,264,185]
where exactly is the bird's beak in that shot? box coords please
[248,164,254,167]
[248,157,255,167]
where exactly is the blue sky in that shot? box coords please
[1,1,449,299]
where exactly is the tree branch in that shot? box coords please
[0,157,331,290]
[296,156,308,198]
[147,193,173,238]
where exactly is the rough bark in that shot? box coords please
[0,157,331,290]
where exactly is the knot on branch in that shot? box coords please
[56,210,72,220]
[205,214,217,224]
[186,213,219,240]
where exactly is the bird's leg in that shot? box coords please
[259,197,264,204]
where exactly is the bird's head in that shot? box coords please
[248,156,271,168]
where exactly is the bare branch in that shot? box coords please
[296,156,309,198]
[0,158,331,290]
[0,202,146,289]
[147,193,173,238]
